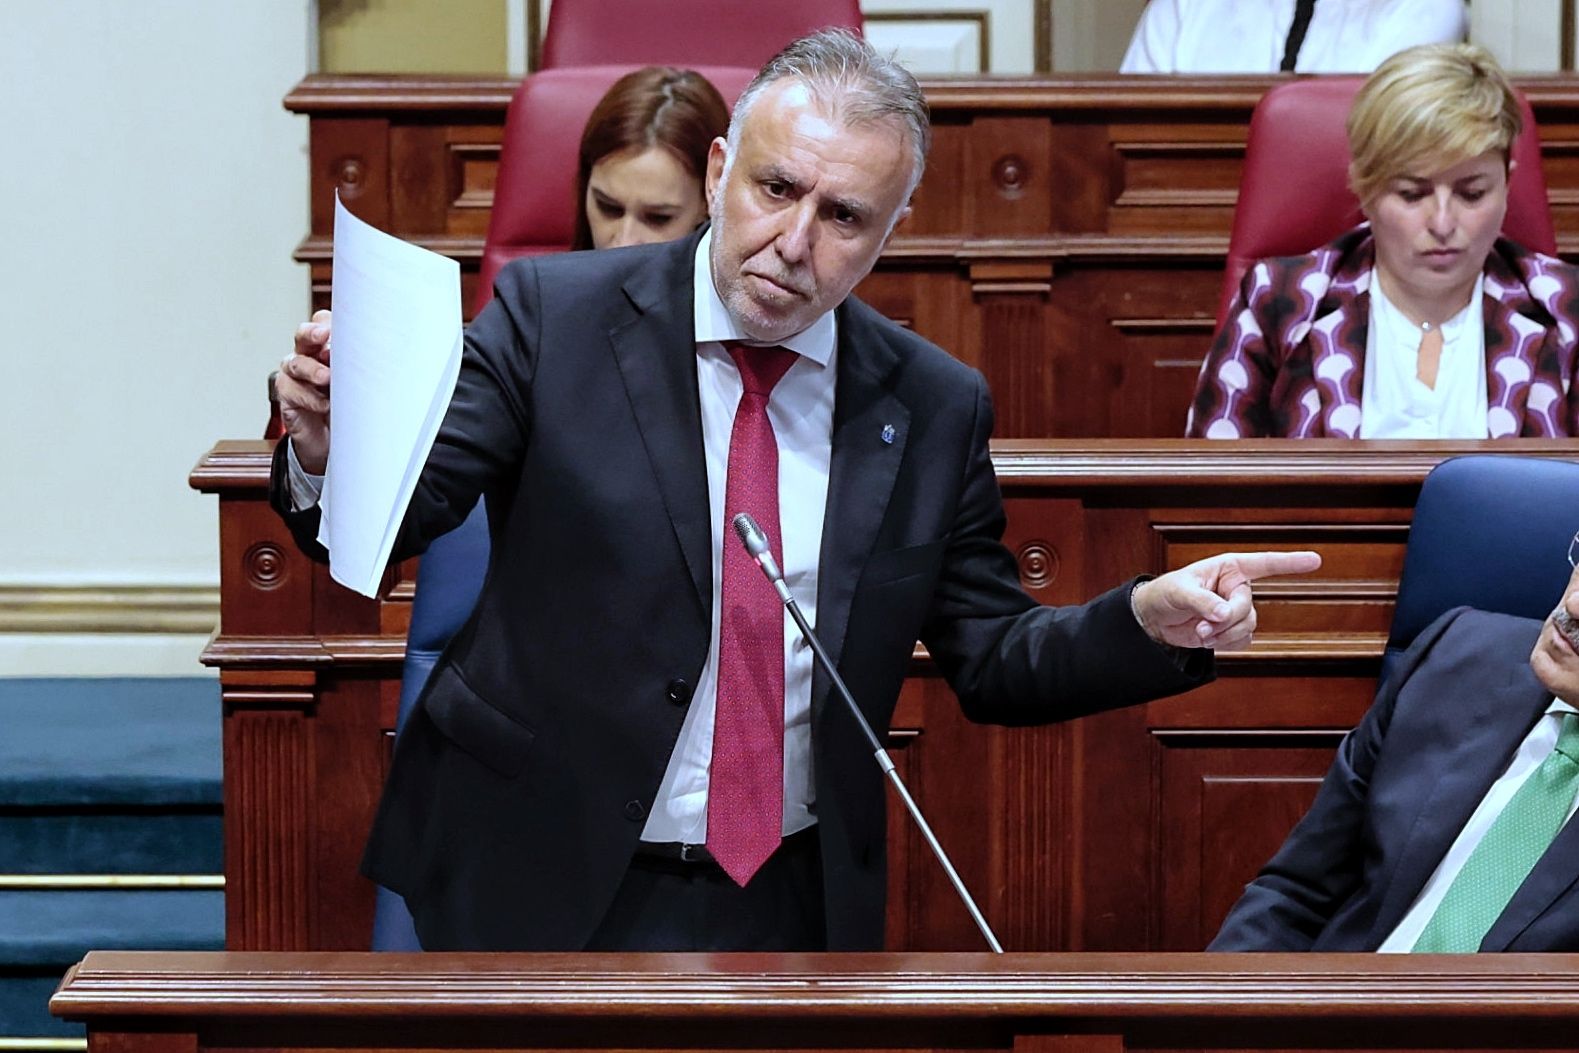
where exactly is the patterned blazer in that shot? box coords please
[1187,226,1579,438]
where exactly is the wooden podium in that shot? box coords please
[53,950,1579,1052]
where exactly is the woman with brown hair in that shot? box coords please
[572,66,729,251]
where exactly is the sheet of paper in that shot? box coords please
[318,194,463,597]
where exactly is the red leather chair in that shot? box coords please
[475,63,757,314]
[1217,77,1555,327]
[539,0,862,71]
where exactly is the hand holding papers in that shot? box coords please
[316,195,463,597]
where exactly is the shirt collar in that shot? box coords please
[692,229,836,366]
[1549,698,1576,716]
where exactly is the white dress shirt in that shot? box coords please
[1359,274,1488,439]
[1379,698,1579,952]
[641,231,835,844]
[1120,0,1466,74]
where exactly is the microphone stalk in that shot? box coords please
[731,513,1004,953]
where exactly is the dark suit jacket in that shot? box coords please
[273,229,1210,951]
[1212,607,1579,951]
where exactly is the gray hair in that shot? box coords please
[727,28,930,197]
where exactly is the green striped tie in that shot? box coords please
[1413,712,1579,952]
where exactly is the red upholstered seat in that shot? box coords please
[1217,77,1555,327]
[475,64,758,314]
[539,0,862,70]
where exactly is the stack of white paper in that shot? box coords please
[318,194,464,598]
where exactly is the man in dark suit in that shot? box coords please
[1212,553,1579,952]
[275,30,1318,952]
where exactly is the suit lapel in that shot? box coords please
[1369,656,1552,940]
[609,235,712,613]
[812,300,909,714]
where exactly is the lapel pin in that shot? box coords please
[881,424,896,445]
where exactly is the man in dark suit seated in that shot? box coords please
[1213,537,1579,952]
[275,29,1318,952]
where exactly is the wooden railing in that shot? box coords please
[53,950,1579,1052]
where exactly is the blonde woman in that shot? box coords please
[1188,43,1579,439]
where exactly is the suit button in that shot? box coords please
[665,678,692,706]
[623,800,646,822]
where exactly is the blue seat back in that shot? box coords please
[1384,455,1579,683]
[371,500,492,951]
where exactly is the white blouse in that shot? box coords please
[1359,273,1488,439]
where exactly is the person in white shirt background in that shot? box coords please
[1122,0,1465,74]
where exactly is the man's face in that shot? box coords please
[1530,561,1579,700]
[705,79,914,343]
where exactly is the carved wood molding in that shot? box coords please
[202,635,405,668]
[292,232,1236,270]
[54,950,1579,1016]
[999,725,1068,947]
[281,74,1579,115]
[225,714,312,950]
[189,441,275,490]
[969,259,1053,295]
[200,440,1579,495]
[991,439,1579,484]
[283,76,520,112]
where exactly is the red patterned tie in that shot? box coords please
[707,342,799,886]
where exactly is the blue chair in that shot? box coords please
[1384,455,1579,685]
[370,500,492,951]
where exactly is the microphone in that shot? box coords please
[731,512,1004,953]
[732,513,792,605]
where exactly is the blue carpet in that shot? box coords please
[0,972,77,1037]
[0,679,223,1040]
[0,810,222,874]
[0,890,224,966]
[0,679,219,805]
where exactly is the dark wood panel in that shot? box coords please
[883,679,999,951]
[1157,733,1339,949]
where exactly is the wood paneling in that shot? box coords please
[1156,733,1337,949]
[283,76,1579,436]
[54,949,1579,1053]
[193,439,1579,953]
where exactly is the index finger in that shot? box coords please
[1232,550,1322,581]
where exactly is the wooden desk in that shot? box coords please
[192,439,1579,953]
[287,75,1579,437]
[52,950,1579,1052]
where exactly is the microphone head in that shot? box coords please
[732,512,769,557]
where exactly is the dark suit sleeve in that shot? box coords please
[269,260,544,562]
[920,374,1211,725]
[1208,607,1470,950]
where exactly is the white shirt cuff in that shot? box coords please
[285,441,325,512]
